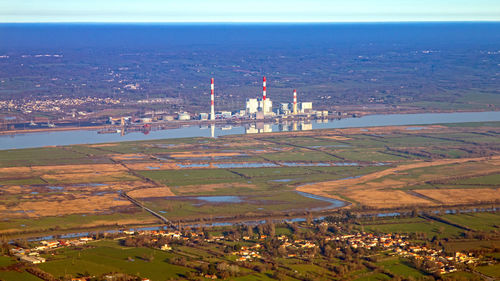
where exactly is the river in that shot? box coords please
[1,111,499,150]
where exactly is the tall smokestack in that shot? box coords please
[262,76,267,114]
[293,89,298,115]
[210,78,215,120]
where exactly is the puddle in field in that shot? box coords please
[194,196,242,203]
[146,166,161,170]
[95,191,114,196]
[74,183,107,187]
[282,162,331,167]
[154,144,176,148]
[270,179,294,183]
[340,175,363,180]
[48,186,64,191]
[177,163,210,168]
[406,127,427,131]
[11,210,34,213]
[333,162,359,166]
[172,155,247,161]
[119,155,145,159]
[215,163,278,168]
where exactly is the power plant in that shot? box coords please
[206,76,314,120]
[103,75,330,136]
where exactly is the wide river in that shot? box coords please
[1,111,499,150]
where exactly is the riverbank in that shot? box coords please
[1,110,499,150]
[1,108,496,136]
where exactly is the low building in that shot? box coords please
[18,255,46,264]
[199,113,209,120]
[218,111,232,119]
[162,115,175,121]
[178,112,191,121]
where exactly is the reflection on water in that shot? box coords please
[2,111,500,150]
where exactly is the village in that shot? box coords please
[7,220,484,279]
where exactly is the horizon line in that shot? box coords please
[1,20,500,24]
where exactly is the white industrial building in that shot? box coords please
[300,102,313,113]
[246,98,259,115]
[259,98,273,115]
[178,112,191,120]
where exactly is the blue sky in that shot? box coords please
[1,0,499,23]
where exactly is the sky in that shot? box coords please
[1,0,499,23]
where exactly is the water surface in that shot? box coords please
[1,111,499,150]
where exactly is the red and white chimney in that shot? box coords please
[210,78,215,120]
[262,76,267,114]
[293,89,298,114]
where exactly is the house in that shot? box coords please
[19,255,46,264]
[160,244,172,251]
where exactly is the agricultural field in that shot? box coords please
[0,122,498,238]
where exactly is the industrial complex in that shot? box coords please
[199,76,318,121]
[101,76,336,136]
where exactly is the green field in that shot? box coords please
[356,217,465,238]
[476,264,500,278]
[38,240,194,280]
[377,258,425,279]
[441,212,500,231]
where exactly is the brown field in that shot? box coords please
[319,135,351,141]
[0,166,32,176]
[344,190,435,208]
[111,154,150,161]
[169,152,244,158]
[89,143,118,148]
[0,181,155,197]
[128,186,175,198]
[297,156,500,209]
[172,182,258,195]
[32,164,127,174]
[6,193,132,218]
[0,185,23,194]
[41,171,138,184]
[414,188,500,205]
[124,162,179,170]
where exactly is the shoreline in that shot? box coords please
[1,108,496,137]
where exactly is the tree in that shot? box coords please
[306,213,313,225]
[265,222,276,237]
[247,225,254,237]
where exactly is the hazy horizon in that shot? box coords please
[1,0,499,23]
